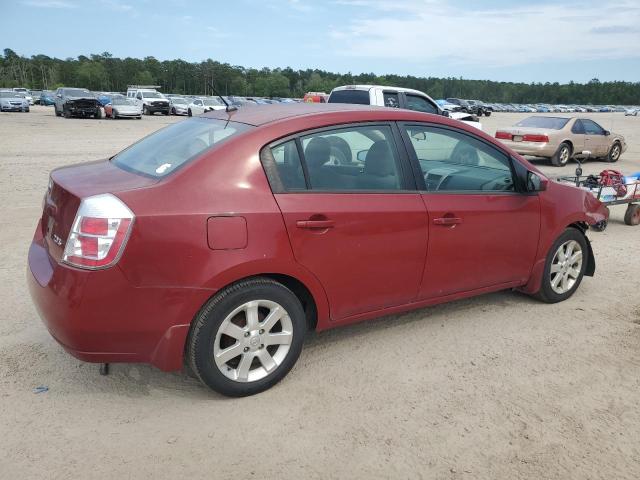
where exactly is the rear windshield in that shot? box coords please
[515,116,570,129]
[112,118,251,178]
[328,89,370,105]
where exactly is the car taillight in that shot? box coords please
[495,131,512,140]
[522,134,549,143]
[63,194,134,269]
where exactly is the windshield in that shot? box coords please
[328,89,370,105]
[0,92,21,98]
[112,118,251,178]
[515,116,570,129]
[172,98,187,104]
[203,98,222,106]
[142,91,163,98]
[65,89,92,97]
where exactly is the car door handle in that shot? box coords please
[433,216,462,226]
[296,219,335,229]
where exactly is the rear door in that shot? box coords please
[400,123,540,298]
[570,119,586,154]
[264,123,429,321]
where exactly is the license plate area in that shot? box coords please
[513,135,523,142]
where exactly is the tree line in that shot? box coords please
[1,48,638,105]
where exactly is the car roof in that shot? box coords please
[202,103,464,129]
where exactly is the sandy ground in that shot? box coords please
[1,106,640,479]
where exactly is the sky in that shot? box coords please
[4,0,640,83]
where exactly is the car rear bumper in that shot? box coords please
[499,140,555,157]
[27,222,212,371]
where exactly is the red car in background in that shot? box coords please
[28,103,608,396]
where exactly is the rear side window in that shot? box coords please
[383,92,400,108]
[300,125,403,191]
[112,118,251,178]
[405,94,438,114]
[328,89,370,105]
[515,116,569,129]
[271,140,306,190]
[571,120,585,134]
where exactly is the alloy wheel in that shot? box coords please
[213,300,293,383]
[559,146,570,165]
[610,144,621,161]
[550,240,583,294]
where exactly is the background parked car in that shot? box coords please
[105,95,142,119]
[624,107,639,116]
[54,87,102,119]
[495,116,626,166]
[169,97,189,115]
[39,91,55,106]
[187,97,226,116]
[130,89,170,115]
[0,91,30,112]
[12,87,33,105]
[303,92,329,103]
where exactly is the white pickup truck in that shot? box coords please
[328,85,482,130]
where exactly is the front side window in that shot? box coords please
[582,119,604,135]
[405,94,438,114]
[300,125,403,191]
[112,118,251,178]
[404,125,514,192]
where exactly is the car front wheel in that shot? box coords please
[606,142,622,163]
[535,228,588,303]
[187,278,306,397]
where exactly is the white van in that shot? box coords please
[328,85,481,130]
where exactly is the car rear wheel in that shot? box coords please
[535,228,587,303]
[551,142,571,167]
[606,142,622,163]
[187,278,306,397]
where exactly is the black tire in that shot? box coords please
[63,107,71,119]
[187,108,192,117]
[484,110,491,117]
[143,105,150,115]
[605,141,622,163]
[624,204,640,226]
[55,106,61,117]
[551,142,571,167]
[171,107,176,115]
[163,110,169,116]
[187,277,307,397]
[94,108,102,119]
[535,228,588,303]
[111,109,117,119]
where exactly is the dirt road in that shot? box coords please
[1,107,639,479]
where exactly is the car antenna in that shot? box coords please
[207,82,237,113]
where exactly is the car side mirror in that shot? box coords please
[441,109,450,117]
[56,94,62,98]
[527,171,548,192]
[603,130,610,136]
[356,150,367,163]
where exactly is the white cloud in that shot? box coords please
[328,0,640,67]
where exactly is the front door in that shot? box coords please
[400,123,541,298]
[581,119,609,156]
[267,123,428,321]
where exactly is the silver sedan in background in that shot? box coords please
[0,91,30,112]
[169,97,189,115]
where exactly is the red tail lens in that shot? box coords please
[495,131,512,140]
[522,134,549,143]
[80,217,109,235]
[63,194,134,270]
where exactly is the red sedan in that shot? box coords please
[28,104,608,396]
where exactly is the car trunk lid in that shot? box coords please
[41,159,158,263]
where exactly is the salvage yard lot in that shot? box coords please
[2,106,640,479]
